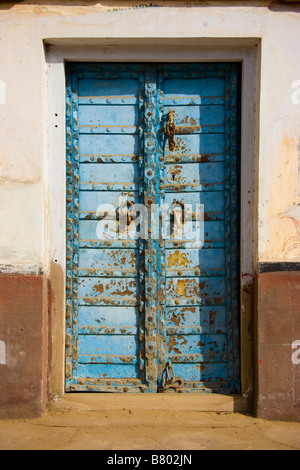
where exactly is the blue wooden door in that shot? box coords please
[66,63,240,393]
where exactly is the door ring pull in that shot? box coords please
[159,361,185,392]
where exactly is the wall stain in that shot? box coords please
[279,203,300,255]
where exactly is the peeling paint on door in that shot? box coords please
[66,63,240,394]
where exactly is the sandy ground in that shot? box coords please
[0,395,299,450]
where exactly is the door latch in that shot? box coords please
[165,110,176,151]
[117,200,136,231]
[165,109,202,151]
[159,361,185,392]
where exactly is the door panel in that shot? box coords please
[156,64,239,393]
[66,63,240,393]
[66,65,146,392]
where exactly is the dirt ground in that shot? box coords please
[0,395,299,450]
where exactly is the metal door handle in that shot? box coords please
[166,110,176,151]
[165,109,201,151]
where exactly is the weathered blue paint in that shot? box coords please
[66,63,240,393]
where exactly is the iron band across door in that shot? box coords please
[66,62,241,394]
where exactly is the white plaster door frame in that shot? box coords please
[45,38,260,402]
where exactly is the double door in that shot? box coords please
[65,63,240,393]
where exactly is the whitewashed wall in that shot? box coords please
[0,2,299,274]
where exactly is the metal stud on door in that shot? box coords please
[66,63,240,394]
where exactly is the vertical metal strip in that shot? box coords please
[143,65,158,392]
[137,69,146,391]
[72,73,80,387]
[156,67,167,388]
[65,68,73,390]
[66,70,80,389]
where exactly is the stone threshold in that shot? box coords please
[50,393,251,414]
